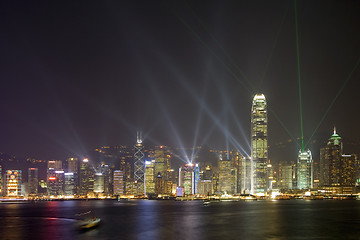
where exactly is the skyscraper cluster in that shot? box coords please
[0,95,358,199]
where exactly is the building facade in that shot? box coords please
[6,170,22,197]
[297,149,313,189]
[113,170,124,195]
[28,168,38,196]
[251,94,268,194]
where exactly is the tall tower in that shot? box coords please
[320,127,342,186]
[297,149,313,189]
[28,168,38,196]
[6,170,22,197]
[79,158,95,196]
[251,94,268,194]
[134,132,145,196]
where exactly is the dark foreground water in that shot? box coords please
[1,200,360,240]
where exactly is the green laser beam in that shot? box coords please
[304,55,360,149]
[294,0,304,151]
[269,107,301,148]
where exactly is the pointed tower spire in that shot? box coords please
[333,126,336,135]
[137,131,142,144]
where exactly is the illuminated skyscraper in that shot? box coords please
[241,156,252,193]
[251,94,268,194]
[0,165,2,196]
[341,154,358,186]
[94,173,105,193]
[183,164,195,195]
[145,160,155,194]
[6,170,22,197]
[79,158,95,196]
[320,128,359,187]
[64,172,76,195]
[67,157,78,173]
[28,168,38,196]
[219,156,232,194]
[155,172,163,195]
[266,163,273,191]
[194,163,200,194]
[279,163,294,190]
[113,170,124,195]
[297,149,313,189]
[134,132,145,196]
[320,128,342,186]
[47,160,64,196]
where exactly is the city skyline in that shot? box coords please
[1,1,360,162]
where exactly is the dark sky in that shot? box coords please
[1,0,360,161]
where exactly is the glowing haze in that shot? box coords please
[0,1,360,161]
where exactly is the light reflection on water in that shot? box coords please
[0,200,360,240]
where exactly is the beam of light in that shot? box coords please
[176,72,250,156]
[32,66,89,158]
[166,3,251,93]
[153,21,251,155]
[190,81,207,163]
[304,55,360,149]
[143,74,191,164]
[294,0,305,151]
[191,123,217,161]
[177,75,250,157]
[224,111,230,159]
[144,40,251,157]
[215,79,251,150]
[270,108,301,149]
[167,2,301,148]
[181,0,256,91]
[258,5,289,89]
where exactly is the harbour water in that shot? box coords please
[1,200,360,240]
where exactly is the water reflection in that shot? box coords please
[1,200,360,239]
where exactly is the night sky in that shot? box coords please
[1,1,360,161]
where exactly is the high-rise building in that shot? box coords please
[145,160,155,194]
[0,165,2,196]
[279,164,294,190]
[64,172,76,195]
[154,146,170,175]
[47,160,64,196]
[241,157,252,193]
[297,149,313,189]
[218,156,232,194]
[113,170,124,196]
[28,168,38,196]
[320,128,342,186]
[155,172,163,195]
[79,158,95,196]
[67,158,78,173]
[47,160,62,170]
[6,170,22,197]
[183,164,195,195]
[231,152,242,194]
[48,171,65,196]
[194,163,200,194]
[96,164,111,195]
[94,173,105,193]
[251,94,268,194]
[134,132,145,196]
[266,163,273,192]
[341,154,358,186]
